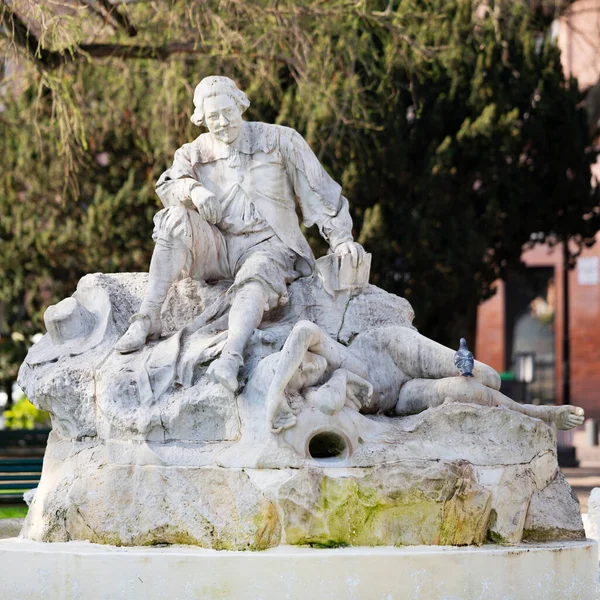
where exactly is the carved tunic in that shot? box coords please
[155,121,354,278]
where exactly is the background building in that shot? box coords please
[476,0,600,417]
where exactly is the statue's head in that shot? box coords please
[288,351,329,391]
[191,76,250,144]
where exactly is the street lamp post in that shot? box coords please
[558,238,578,467]
[562,239,571,406]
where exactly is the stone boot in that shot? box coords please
[114,312,161,354]
[206,351,243,392]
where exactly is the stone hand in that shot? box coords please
[191,188,222,224]
[334,241,365,268]
[266,390,297,434]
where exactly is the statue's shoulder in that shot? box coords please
[240,122,298,154]
[171,139,196,162]
[185,132,230,164]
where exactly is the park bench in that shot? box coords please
[0,429,49,503]
[0,457,43,502]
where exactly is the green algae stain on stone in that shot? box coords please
[281,464,493,548]
[522,527,586,543]
[439,477,492,546]
[283,472,447,547]
[252,500,282,550]
[485,510,510,545]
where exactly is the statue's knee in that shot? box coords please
[154,205,191,242]
[237,281,268,303]
[294,320,319,335]
[165,205,188,230]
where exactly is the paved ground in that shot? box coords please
[563,465,600,513]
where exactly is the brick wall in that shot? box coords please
[476,236,600,418]
[474,281,505,372]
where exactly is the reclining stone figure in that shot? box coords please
[266,320,585,433]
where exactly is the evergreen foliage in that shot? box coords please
[3,396,50,430]
[0,0,598,380]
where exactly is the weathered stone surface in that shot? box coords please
[474,451,559,544]
[20,421,584,549]
[23,440,281,550]
[485,466,535,544]
[17,271,585,548]
[587,487,600,543]
[523,472,585,542]
[279,462,491,547]
[18,355,98,439]
[338,284,415,344]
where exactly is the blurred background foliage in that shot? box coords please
[0,0,599,385]
[3,396,50,430]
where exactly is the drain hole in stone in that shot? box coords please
[308,432,347,459]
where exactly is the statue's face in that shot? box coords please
[203,94,243,144]
[288,352,328,390]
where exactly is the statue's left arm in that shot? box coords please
[266,320,367,432]
[280,130,365,265]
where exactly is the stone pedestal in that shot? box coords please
[21,401,585,549]
[0,538,596,600]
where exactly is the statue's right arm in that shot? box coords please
[155,144,211,209]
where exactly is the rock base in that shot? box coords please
[0,538,597,600]
[21,404,586,549]
[17,274,586,549]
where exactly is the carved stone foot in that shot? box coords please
[555,405,585,430]
[206,352,242,391]
[114,313,161,354]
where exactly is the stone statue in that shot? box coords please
[16,75,587,550]
[114,75,365,392]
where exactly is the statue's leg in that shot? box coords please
[207,240,296,391]
[305,369,373,415]
[381,327,501,390]
[395,376,584,429]
[138,239,188,323]
[115,206,226,353]
[305,369,349,416]
[206,281,269,391]
[395,377,496,416]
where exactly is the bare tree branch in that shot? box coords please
[93,0,137,37]
[0,3,56,67]
[75,41,206,61]
[0,6,297,71]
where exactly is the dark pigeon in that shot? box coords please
[454,338,474,377]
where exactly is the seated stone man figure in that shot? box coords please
[266,320,585,433]
[115,76,365,391]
